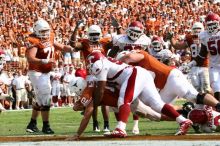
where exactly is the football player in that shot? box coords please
[109,21,151,134]
[167,21,211,93]
[148,36,173,65]
[25,19,74,134]
[85,51,192,138]
[69,23,112,132]
[118,49,220,111]
[108,21,151,57]
[186,104,220,133]
[191,12,220,102]
[66,74,171,140]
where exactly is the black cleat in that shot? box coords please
[26,123,39,133]
[42,126,54,134]
[93,121,100,132]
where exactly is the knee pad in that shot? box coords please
[196,93,206,104]
[40,106,50,111]
[214,92,220,101]
[33,102,41,111]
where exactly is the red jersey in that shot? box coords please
[78,38,111,61]
[77,38,111,74]
[77,87,118,108]
[185,34,208,67]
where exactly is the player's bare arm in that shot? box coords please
[69,20,84,48]
[53,42,74,52]
[66,101,94,141]
[26,46,54,64]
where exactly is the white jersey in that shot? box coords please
[112,34,151,51]
[94,57,130,86]
[199,31,220,68]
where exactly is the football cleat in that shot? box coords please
[104,128,127,138]
[42,126,54,134]
[132,127,140,135]
[93,121,100,132]
[26,123,39,133]
[175,119,193,135]
[93,127,101,132]
[103,127,110,132]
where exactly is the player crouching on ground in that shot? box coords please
[180,102,220,133]
[66,74,172,141]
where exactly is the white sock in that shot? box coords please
[176,115,187,124]
[133,120,139,128]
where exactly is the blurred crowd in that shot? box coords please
[0,0,220,111]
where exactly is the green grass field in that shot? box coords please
[0,99,194,137]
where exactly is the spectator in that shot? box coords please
[12,69,29,109]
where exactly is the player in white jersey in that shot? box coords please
[50,67,62,107]
[108,21,151,57]
[87,51,192,138]
[148,36,173,65]
[108,21,151,134]
[192,12,220,104]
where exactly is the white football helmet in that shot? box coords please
[87,25,102,42]
[33,19,51,39]
[69,77,87,96]
[191,22,204,35]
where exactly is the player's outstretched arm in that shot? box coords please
[66,101,94,141]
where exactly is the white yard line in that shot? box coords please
[1,140,220,146]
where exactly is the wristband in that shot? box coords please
[41,59,49,64]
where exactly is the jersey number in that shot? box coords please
[43,46,54,59]
[190,44,200,58]
[208,40,220,55]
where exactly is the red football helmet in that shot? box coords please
[126,21,144,41]
[205,12,220,35]
[75,68,87,79]
[188,109,208,124]
[151,36,163,52]
[87,51,105,75]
